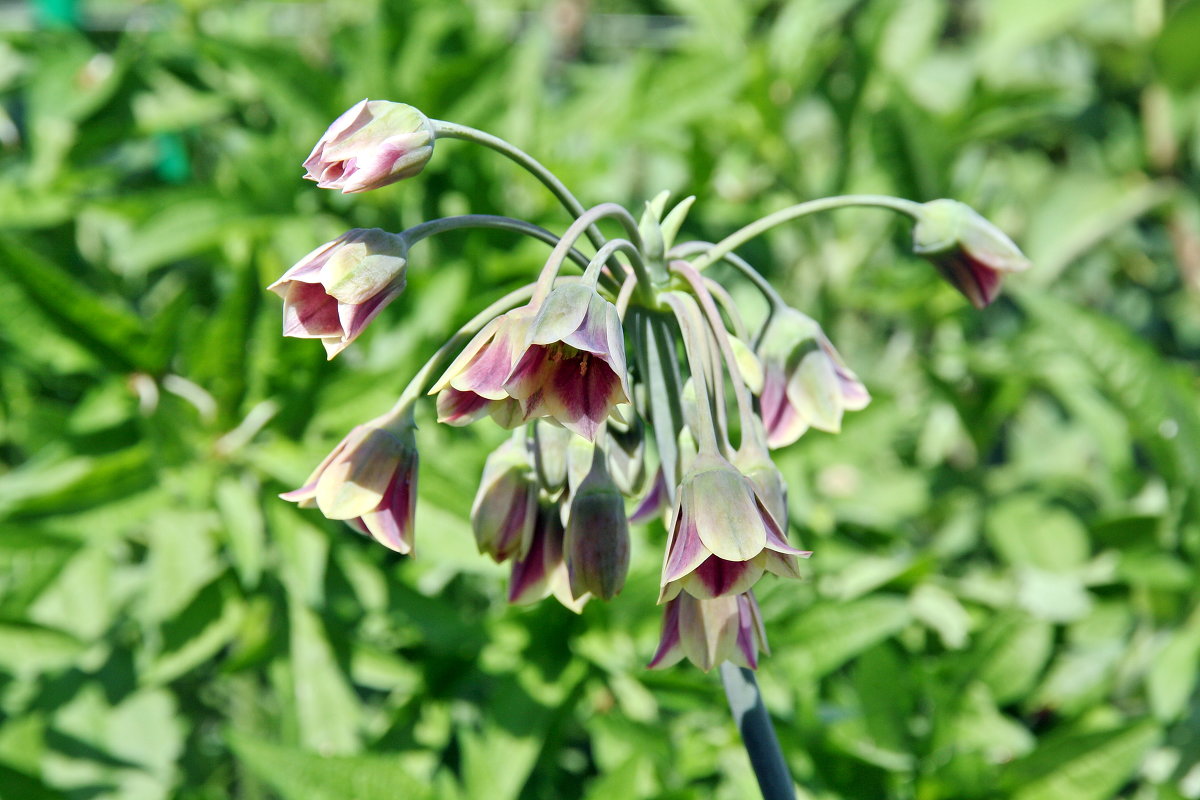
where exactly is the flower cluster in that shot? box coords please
[273,100,1031,671]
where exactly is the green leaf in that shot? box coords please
[0,621,85,675]
[781,596,912,678]
[228,732,433,800]
[0,234,154,371]
[1005,721,1161,800]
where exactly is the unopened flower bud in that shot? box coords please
[470,437,537,562]
[303,99,434,193]
[269,228,408,359]
[564,447,630,600]
[281,411,418,554]
[912,199,1032,308]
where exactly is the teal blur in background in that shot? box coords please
[1,1,1199,798]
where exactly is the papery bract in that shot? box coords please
[304,99,435,193]
[756,307,869,449]
[470,437,538,562]
[503,283,631,441]
[268,228,408,359]
[280,413,418,554]
[648,591,769,671]
[912,199,1032,308]
[660,453,810,602]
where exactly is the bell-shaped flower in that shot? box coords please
[564,447,630,600]
[431,308,534,428]
[648,591,769,671]
[303,99,435,193]
[280,412,418,554]
[756,307,870,449]
[912,199,1032,308]
[660,453,810,602]
[508,501,588,612]
[470,437,538,562]
[502,284,631,441]
[268,228,408,359]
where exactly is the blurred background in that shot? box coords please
[1,0,1199,798]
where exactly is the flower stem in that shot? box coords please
[720,662,795,800]
[532,203,646,305]
[661,292,723,455]
[671,262,764,453]
[687,194,923,272]
[671,240,785,313]
[431,120,606,251]
[402,214,592,272]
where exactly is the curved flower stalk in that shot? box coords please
[269,228,409,359]
[277,99,1032,690]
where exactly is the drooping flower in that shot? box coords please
[470,437,538,562]
[648,591,769,671]
[303,99,435,193]
[911,199,1032,308]
[660,452,810,602]
[563,446,630,600]
[268,228,408,359]
[503,284,631,441]
[431,308,534,428]
[756,307,869,449]
[280,412,418,554]
[508,500,588,612]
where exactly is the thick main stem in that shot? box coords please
[688,195,923,272]
[720,663,795,800]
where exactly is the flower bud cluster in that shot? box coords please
[271,100,1031,671]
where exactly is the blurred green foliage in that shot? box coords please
[1,1,1199,798]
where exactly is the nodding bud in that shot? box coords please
[912,199,1032,309]
[280,411,419,555]
[648,591,769,671]
[470,437,538,563]
[268,228,408,359]
[303,99,434,193]
[564,446,630,600]
[508,500,588,612]
[756,307,869,449]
